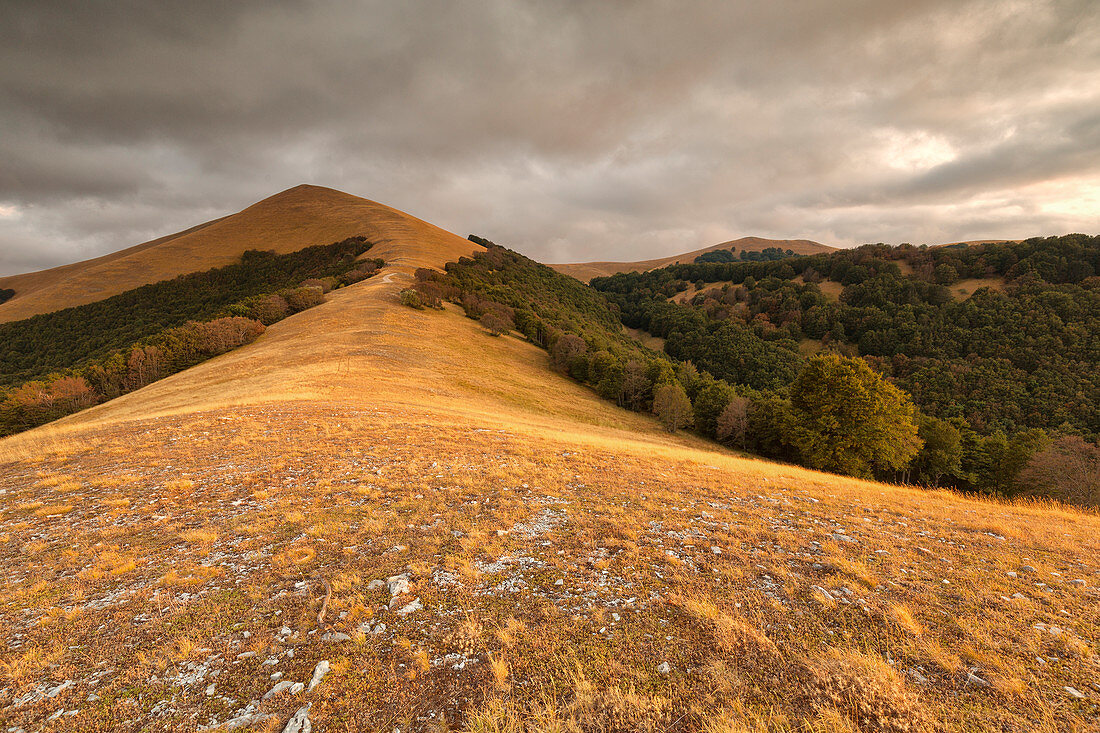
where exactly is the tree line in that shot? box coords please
[403,236,1098,506]
[0,239,384,437]
[0,237,383,388]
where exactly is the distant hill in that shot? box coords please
[0,184,478,323]
[549,236,835,282]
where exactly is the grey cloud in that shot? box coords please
[1,0,1098,275]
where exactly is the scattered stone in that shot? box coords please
[264,680,296,700]
[46,680,73,698]
[396,597,423,616]
[205,684,216,696]
[908,668,928,685]
[657,662,671,676]
[554,579,564,587]
[367,579,385,591]
[1070,579,1086,586]
[1019,565,1037,574]
[387,574,411,599]
[1006,571,1017,578]
[966,671,990,688]
[321,632,351,643]
[308,660,330,692]
[282,706,312,733]
[710,546,722,555]
[1064,687,1086,700]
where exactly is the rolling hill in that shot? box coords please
[0,191,1097,731]
[0,184,477,323]
[549,236,836,282]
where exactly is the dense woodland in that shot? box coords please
[0,238,382,387]
[409,236,1099,506]
[0,238,383,436]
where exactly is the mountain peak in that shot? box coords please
[0,186,480,322]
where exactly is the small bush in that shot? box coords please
[400,289,424,309]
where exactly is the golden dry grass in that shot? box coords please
[0,184,482,322]
[0,228,1097,731]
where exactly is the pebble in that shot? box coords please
[710,546,721,555]
[1006,571,1017,578]
[1064,686,1086,700]
[396,597,423,616]
[1019,565,1037,573]
[321,632,351,643]
[205,684,216,696]
[657,662,671,676]
[308,660,330,692]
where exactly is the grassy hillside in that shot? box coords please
[0,221,1097,731]
[0,238,379,388]
[0,184,479,323]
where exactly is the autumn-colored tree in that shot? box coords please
[788,354,922,478]
[716,395,750,448]
[480,311,513,336]
[652,384,693,433]
[1018,435,1100,507]
[620,360,651,411]
[550,334,587,374]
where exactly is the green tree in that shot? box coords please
[911,416,962,486]
[788,354,922,478]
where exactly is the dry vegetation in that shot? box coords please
[549,238,834,283]
[0,233,1097,731]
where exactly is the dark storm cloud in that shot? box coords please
[1,0,1098,274]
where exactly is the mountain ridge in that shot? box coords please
[0,184,477,323]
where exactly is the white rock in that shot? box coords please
[1065,686,1086,700]
[657,662,671,676]
[396,597,423,616]
[387,574,411,600]
[46,680,73,698]
[1006,571,1017,578]
[710,546,722,555]
[554,579,564,586]
[282,706,312,733]
[367,579,385,591]
[321,632,351,643]
[908,668,928,684]
[967,671,990,687]
[264,680,295,700]
[205,684,216,696]
[308,660,330,692]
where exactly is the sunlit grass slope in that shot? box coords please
[0,184,476,323]
[0,218,1097,732]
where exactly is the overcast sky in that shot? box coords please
[1,0,1098,275]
